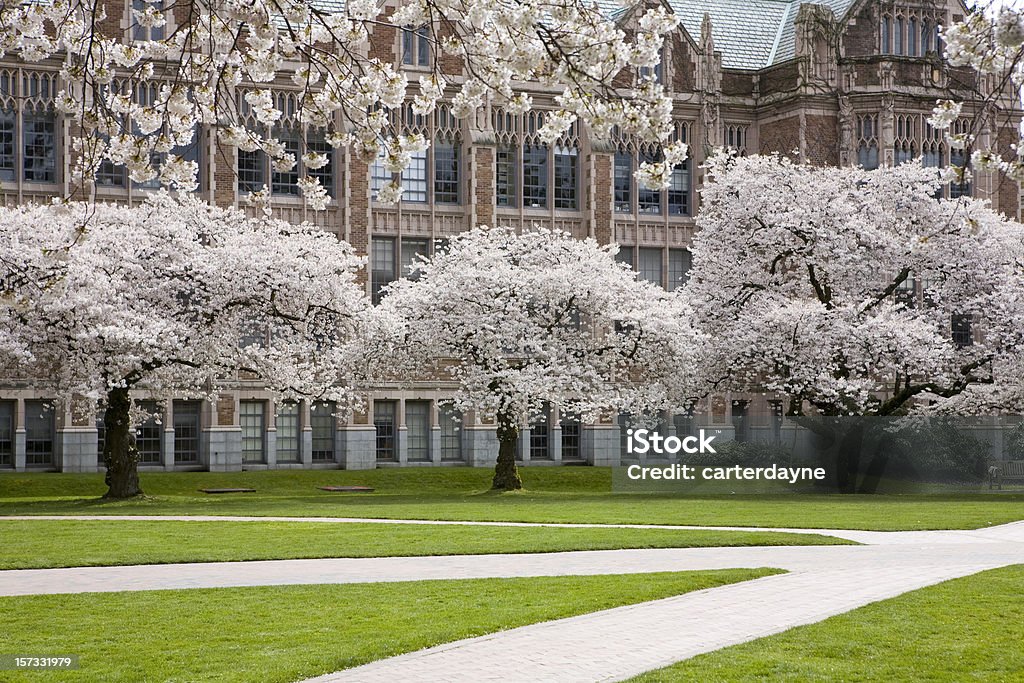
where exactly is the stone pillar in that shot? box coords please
[162,398,175,470]
[396,399,408,465]
[465,413,499,467]
[300,400,313,466]
[430,400,442,465]
[265,399,277,467]
[581,424,620,467]
[518,421,530,464]
[205,395,242,472]
[550,405,562,464]
[339,401,376,470]
[14,398,25,471]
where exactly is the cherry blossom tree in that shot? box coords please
[689,152,1024,491]
[930,3,1024,186]
[379,225,703,490]
[0,0,686,205]
[0,193,369,498]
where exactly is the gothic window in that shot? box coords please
[402,26,431,67]
[893,114,916,165]
[856,114,879,170]
[491,108,580,211]
[370,104,461,204]
[611,121,691,216]
[235,90,334,199]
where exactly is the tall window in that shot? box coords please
[240,400,266,463]
[0,401,13,467]
[310,401,335,462]
[135,400,163,464]
[496,145,516,207]
[374,400,397,461]
[668,248,692,291]
[637,248,663,286]
[406,400,431,462]
[529,405,550,460]
[522,144,547,208]
[614,152,631,212]
[952,314,973,347]
[554,146,578,210]
[561,416,580,460]
[908,18,917,55]
[439,408,462,461]
[857,114,879,170]
[0,106,15,181]
[372,236,431,304]
[401,149,428,202]
[23,113,55,182]
[238,148,265,193]
[25,400,54,467]
[894,114,916,166]
[881,16,891,54]
[894,18,904,55]
[434,141,460,203]
[400,238,429,280]
[402,26,430,66]
[172,400,201,464]
[276,401,300,462]
[271,131,300,195]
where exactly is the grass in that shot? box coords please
[0,519,850,569]
[0,569,778,682]
[1,468,1022,530]
[629,564,1024,682]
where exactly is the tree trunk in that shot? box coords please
[102,386,143,499]
[492,410,523,491]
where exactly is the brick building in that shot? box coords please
[0,0,1018,472]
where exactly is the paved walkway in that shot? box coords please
[1,518,1022,682]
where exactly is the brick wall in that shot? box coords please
[843,3,877,57]
[472,145,494,227]
[759,116,801,157]
[997,128,1021,219]
[670,34,696,92]
[804,115,838,166]
[759,62,800,93]
[591,153,613,246]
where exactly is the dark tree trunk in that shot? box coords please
[102,386,143,499]
[491,410,522,491]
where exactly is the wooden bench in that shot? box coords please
[988,461,1024,489]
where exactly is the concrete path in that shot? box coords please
[1,518,1022,682]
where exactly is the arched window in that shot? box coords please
[881,17,891,54]
[895,17,904,55]
[922,20,931,54]
[908,18,917,55]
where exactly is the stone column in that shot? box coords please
[300,400,313,467]
[205,395,242,472]
[14,398,26,471]
[162,398,175,470]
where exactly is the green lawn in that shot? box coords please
[629,564,1024,682]
[0,569,777,682]
[1,468,1021,530]
[0,519,849,569]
